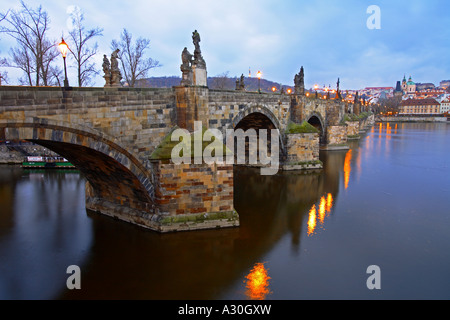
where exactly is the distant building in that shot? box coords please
[414,89,445,99]
[440,80,450,89]
[416,83,435,91]
[440,97,450,114]
[401,75,416,96]
[394,81,403,97]
[399,98,440,115]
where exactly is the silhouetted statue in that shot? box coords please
[294,66,305,95]
[180,47,193,85]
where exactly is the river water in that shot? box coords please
[0,122,449,300]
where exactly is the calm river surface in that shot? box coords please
[1,122,449,300]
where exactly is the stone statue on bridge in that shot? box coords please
[102,55,110,75]
[192,30,206,69]
[102,55,111,87]
[180,30,207,86]
[335,78,342,100]
[294,66,305,95]
[103,49,122,87]
[110,49,122,87]
[180,47,193,86]
[235,74,245,91]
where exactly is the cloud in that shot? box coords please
[0,0,449,88]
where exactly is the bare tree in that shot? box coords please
[379,95,402,114]
[67,7,103,87]
[0,1,61,86]
[210,71,232,90]
[111,28,161,87]
[0,57,7,84]
[0,11,8,84]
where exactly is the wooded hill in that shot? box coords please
[135,76,294,93]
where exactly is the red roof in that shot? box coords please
[401,98,439,106]
[364,87,394,90]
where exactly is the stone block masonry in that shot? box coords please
[0,86,177,164]
[175,86,209,131]
[323,125,349,150]
[150,160,239,232]
[282,133,322,170]
[207,90,291,132]
[346,121,360,139]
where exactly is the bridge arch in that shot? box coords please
[231,104,283,133]
[306,112,326,144]
[229,104,286,163]
[0,119,154,213]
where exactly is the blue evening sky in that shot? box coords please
[1,0,449,89]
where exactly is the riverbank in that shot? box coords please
[377,116,449,123]
[0,143,75,168]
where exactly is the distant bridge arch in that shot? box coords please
[306,112,326,144]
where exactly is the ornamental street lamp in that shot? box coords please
[58,38,69,88]
[257,70,262,93]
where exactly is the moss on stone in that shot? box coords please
[343,111,372,123]
[159,210,239,225]
[150,126,232,160]
[285,121,319,134]
[286,159,323,166]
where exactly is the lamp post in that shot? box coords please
[58,38,69,88]
[257,70,262,93]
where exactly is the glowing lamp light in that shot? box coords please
[58,38,70,88]
[58,38,69,58]
[256,70,262,93]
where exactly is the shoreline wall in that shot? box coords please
[378,116,449,123]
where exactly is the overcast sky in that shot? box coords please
[1,0,449,89]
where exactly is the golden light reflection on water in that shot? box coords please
[344,149,352,189]
[386,122,392,140]
[307,193,334,236]
[318,196,326,224]
[245,262,271,300]
[307,205,317,235]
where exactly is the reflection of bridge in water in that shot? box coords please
[58,141,363,299]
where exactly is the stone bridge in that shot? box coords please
[0,84,372,232]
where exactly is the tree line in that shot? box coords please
[0,1,160,87]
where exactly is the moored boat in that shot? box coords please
[22,156,75,169]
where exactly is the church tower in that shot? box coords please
[406,76,416,94]
[401,75,407,93]
[394,81,403,97]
